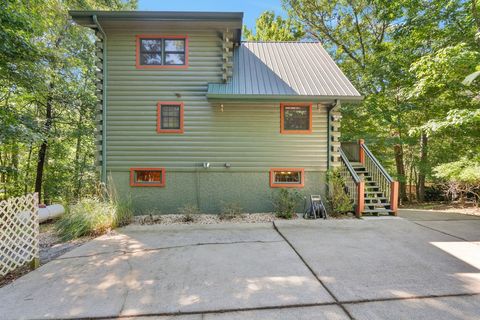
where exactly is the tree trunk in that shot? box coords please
[417,132,428,202]
[73,111,83,200]
[34,97,53,202]
[24,143,33,194]
[393,143,408,203]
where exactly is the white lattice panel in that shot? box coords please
[0,193,39,276]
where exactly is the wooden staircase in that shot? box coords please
[339,140,399,217]
[351,162,394,216]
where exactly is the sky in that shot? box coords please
[138,0,286,30]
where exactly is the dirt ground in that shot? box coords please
[401,202,480,216]
[0,221,92,288]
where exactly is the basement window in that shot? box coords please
[130,168,165,187]
[157,102,184,133]
[136,36,188,68]
[270,168,304,188]
[280,103,312,134]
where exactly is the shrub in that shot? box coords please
[219,201,243,220]
[55,196,133,241]
[434,158,480,205]
[178,204,201,222]
[424,185,447,202]
[327,169,353,216]
[272,188,302,219]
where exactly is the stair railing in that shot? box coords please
[359,141,399,214]
[339,149,364,217]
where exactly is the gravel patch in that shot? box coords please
[133,213,279,225]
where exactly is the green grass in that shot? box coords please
[55,196,133,241]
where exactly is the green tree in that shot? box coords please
[283,0,478,202]
[1,0,137,202]
[243,11,305,41]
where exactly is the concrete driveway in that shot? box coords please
[0,210,479,319]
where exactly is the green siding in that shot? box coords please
[104,25,329,213]
[110,171,326,214]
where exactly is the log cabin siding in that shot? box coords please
[104,25,329,173]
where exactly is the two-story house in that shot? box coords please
[70,11,398,216]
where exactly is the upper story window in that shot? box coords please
[136,35,188,68]
[280,103,312,134]
[157,102,184,133]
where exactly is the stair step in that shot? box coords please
[365,198,388,204]
[366,203,391,208]
[362,209,394,216]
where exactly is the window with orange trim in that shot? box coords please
[270,168,305,188]
[157,102,184,134]
[136,35,188,69]
[130,168,166,187]
[280,103,312,134]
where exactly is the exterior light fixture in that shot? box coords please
[203,162,210,169]
[220,104,224,112]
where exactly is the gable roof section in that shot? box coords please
[69,11,243,42]
[207,42,362,102]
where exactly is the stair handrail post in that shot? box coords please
[356,181,365,218]
[339,149,362,216]
[390,181,399,215]
[358,139,365,165]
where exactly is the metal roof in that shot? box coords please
[69,11,243,23]
[208,42,362,102]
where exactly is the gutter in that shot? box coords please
[92,15,107,183]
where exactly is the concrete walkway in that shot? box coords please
[0,210,479,319]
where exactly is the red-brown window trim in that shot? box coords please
[130,168,166,187]
[269,168,305,188]
[280,103,313,134]
[157,102,184,134]
[135,35,189,69]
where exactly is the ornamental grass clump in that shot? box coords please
[219,201,243,220]
[178,204,201,222]
[56,186,133,241]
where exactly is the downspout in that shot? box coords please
[93,15,107,183]
[327,105,332,171]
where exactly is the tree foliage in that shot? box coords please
[0,0,137,203]
[280,0,479,203]
[243,11,305,41]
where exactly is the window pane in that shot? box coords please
[164,39,185,52]
[141,39,162,52]
[165,53,185,65]
[274,171,302,184]
[136,170,161,183]
[284,106,310,130]
[161,105,181,129]
[141,53,162,65]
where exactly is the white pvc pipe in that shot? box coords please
[38,204,65,223]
